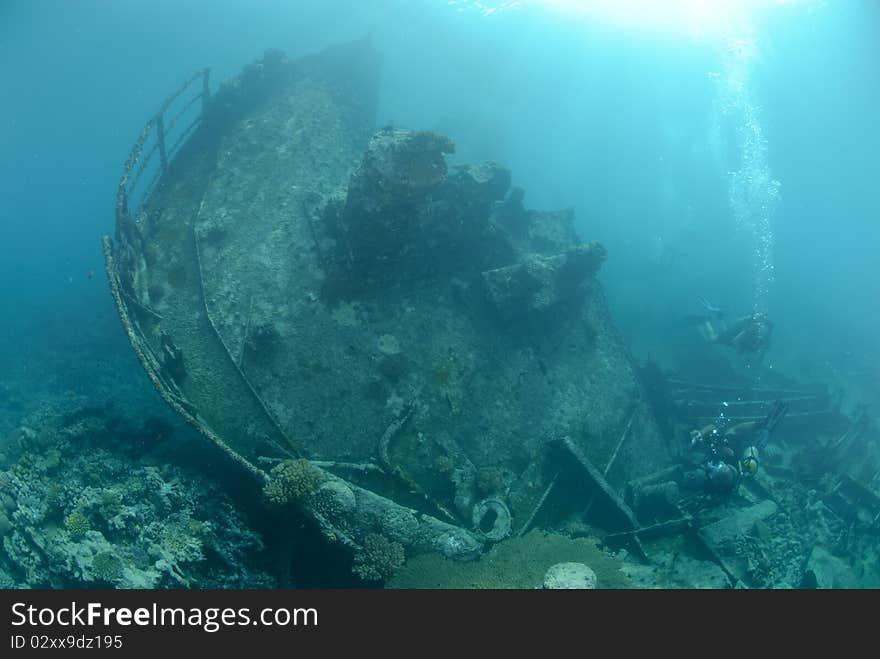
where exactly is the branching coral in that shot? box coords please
[64,511,91,539]
[262,459,323,506]
[91,551,124,584]
[352,532,405,582]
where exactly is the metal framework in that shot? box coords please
[116,69,210,226]
[668,378,832,425]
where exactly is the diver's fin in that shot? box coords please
[756,400,788,448]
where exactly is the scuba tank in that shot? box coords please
[739,445,759,476]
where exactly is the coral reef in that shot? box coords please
[63,511,91,538]
[352,532,406,583]
[321,128,515,297]
[0,407,275,589]
[263,459,324,506]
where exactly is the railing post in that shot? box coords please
[202,68,211,110]
[119,69,206,222]
[156,114,168,174]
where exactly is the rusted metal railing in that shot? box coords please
[116,68,210,226]
[668,378,832,424]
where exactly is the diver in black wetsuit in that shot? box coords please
[714,312,774,356]
[691,305,774,366]
[682,399,788,496]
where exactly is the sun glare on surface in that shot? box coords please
[527,0,801,40]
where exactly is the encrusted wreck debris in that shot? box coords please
[102,38,672,580]
[99,38,880,588]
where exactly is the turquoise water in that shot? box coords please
[0,0,877,588]
[3,0,877,388]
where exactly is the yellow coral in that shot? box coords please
[64,511,91,538]
[263,459,323,506]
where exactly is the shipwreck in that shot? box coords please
[105,38,871,587]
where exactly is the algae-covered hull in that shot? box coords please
[104,38,672,561]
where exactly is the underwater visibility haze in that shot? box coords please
[0,0,878,589]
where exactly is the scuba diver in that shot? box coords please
[690,300,774,365]
[682,399,788,497]
[713,312,774,356]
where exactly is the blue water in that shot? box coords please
[0,0,878,585]
[2,0,877,397]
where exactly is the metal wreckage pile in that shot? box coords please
[100,38,880,588]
